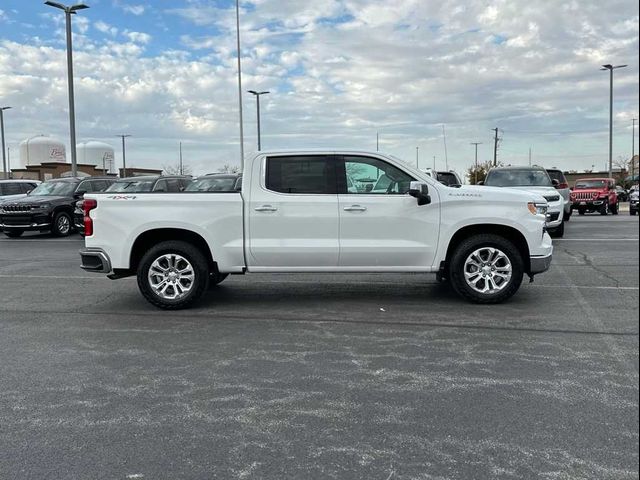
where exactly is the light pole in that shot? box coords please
[632,118,637,183]
[247,90,269,151]
[45,2,89,177]
[470,142,482,184]
[116,134,131,177]
[234,0,245,170]
[0,106,11,179]
[600,64,627,179]
[416,146,419,168]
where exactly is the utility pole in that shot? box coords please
[416,146,419,168]
[376,132,379,151]
[116,134,131,177]
[492,127,499,166]
[529,147,532,166]
[442,125,449,170]
[179,141,183,175]
[0,106,10,179]
[433,156,436,170]
[470,142,482,184]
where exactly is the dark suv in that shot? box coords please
[0,177,115,237]
[74,175,191,234]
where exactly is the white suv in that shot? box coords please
[483,166,565,237]
[422,169,463,187]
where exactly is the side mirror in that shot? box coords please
[26,189,33,195]
[552,179,560,187]
[74,190,86,199]
[408,181,431,206]
[365,184,373,192]
[569,186,574,191]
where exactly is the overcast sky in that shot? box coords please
[0,0,638,176]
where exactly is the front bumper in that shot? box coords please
[80,248,112,273]
[530,254,552,274]
[545,206,563,228]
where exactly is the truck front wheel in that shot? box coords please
[137,240,210,309]
[448,234,524,304]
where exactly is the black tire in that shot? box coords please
[611,201,619,215]
[578,208,586,216]
[209,272,229,288]
[549,221,565,238]
[631,210,637,216]
[51,211,72,237]
[137,240,210,310]
[600,202,609,216]
[448,234,524,304]
[3,230,24,238]
[564,209,571,222]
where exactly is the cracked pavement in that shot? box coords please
[0,215,638,479]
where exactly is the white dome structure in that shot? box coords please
[19,135,67,167]
[77,141,115,172]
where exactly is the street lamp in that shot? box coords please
[247,90,269,150]
[44,2,89,178]
[0,106,11,179]
[600,63,627,178]
[115,134,131,177]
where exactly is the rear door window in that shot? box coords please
[265,156,336,194]
[167,179,182,192]
[1,183,22,195]
[153,180,168,192]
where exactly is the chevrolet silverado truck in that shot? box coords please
[570,178,619,215]
[79,150,553,309]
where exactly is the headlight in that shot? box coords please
[528,202,548,216]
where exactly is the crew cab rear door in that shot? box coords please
[337,155,440,268]
[247,154,340,268]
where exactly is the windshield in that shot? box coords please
[575,180,607,189]
[106,180,155,192]
[485,170,552,187]
[185,177,239,192]
[29,181,77,196]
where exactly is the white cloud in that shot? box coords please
[1,0,638,175]
[124,31,152,44]
[94,21,118,37]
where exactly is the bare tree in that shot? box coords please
[217,164,241,174]
[163,163,193,176]
[466,160,496,185]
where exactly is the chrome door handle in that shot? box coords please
[343,205,367,212]
[254,205,278,212]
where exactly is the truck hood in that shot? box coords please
[4,195,71,205]
[451,184,547,203]
[484,185,558,196]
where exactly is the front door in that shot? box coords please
[337,155,440,268]
[248,154,340,268]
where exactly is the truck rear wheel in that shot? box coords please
[448,234,524,304]
[137,240,210,310]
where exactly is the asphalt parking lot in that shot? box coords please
[0,214,638,479]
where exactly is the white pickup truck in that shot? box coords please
[79,150,553,309]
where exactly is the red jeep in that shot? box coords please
[570,178,619,215]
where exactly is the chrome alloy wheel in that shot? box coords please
[148,254,195,300]
[463,247,513,294]
[57,215,70,234]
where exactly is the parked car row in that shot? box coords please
[0,173,243,238]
